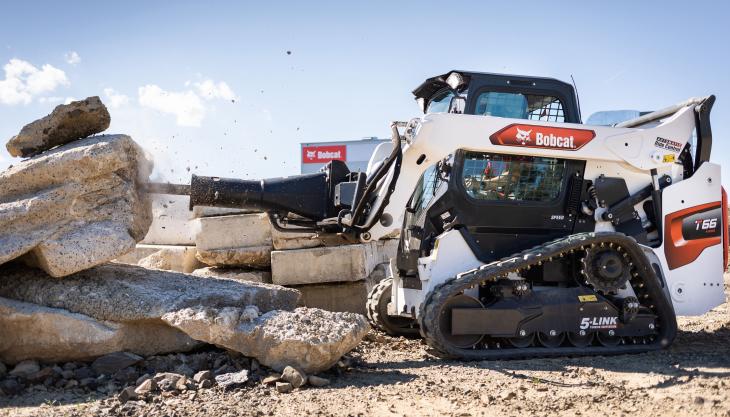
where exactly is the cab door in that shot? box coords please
[442,150,586,263]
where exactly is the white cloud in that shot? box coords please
[64,97,76,104]
[103,87,129,108]
[137,78,235,127]
[64,51,81,65]
[138,84,205,127]
[0,58,69,105]
[193,79,236,101]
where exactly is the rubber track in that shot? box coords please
[418,232,678,360]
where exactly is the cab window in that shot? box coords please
[462,152,565,202]
[475,92,565,122]
[409,164,443,215]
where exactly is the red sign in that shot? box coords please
[490,124,595,151]
[302,145,347,164]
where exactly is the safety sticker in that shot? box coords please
[663,154,676,163]
[654,137,683,152]
[578,294,598,302]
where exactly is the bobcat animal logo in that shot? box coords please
[306,150,317,160]
[515,128,532,145]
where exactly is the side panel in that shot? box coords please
[392,230,482,318]
[657,162,725,315]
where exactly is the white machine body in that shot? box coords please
[362,103,726,319]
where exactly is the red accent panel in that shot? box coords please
[664,201,722,270]
[301,145,347,164]
[489,124,595,151]
[723,187,728,271]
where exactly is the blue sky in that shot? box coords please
[1,1,728,183]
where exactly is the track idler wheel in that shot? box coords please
[438,294,484,349]
[365,278,419,337]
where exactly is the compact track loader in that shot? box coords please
[149,71,726,359]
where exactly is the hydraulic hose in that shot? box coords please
[344,122,403,231]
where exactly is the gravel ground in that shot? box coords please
[1,274,729,417]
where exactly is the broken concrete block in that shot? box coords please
[192,267,271,284]
[195,213,274,267]
[6,96,111,157]
[270,227,321,251]
[196,213,272,250]
[0,263,300,322]
[292,281,368,315]
[280,366,306,388]
[0,296,200,365]
[137,246,201,273]
[196,246,272,268]
[162,307,369,374]
[141,194,197,246]
[112,244,168,265]
[214,369,249,390]
[113,244,201,273]
[271,240,398,286]
[0,134,152,277]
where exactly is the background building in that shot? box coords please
[300,137,390,174]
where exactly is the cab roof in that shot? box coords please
[412,70,581,123]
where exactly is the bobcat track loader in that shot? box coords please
[149,71,726,359]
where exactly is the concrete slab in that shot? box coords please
[141,195,196,246]
[196,246,271,268]
[291,281,368,315]
[192,267,272,284]
[0,263,300,322]
[0,297,200,365]
[114,244,201,273]
[271,239,398,286]
[195,213,272,251]
[271,227,322,251]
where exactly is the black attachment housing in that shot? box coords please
[190,159,351,221]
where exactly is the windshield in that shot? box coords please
[426,89,454,113]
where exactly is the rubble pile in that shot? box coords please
[120,207,398,315]
[0,97,372,398]
[0,347,347,400]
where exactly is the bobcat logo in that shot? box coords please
[306,150,317,160]
[515,128,532,145]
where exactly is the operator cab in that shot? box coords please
[412,70,582,123]
[398,71,587,279]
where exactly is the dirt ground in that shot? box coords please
[2,275,729,417]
